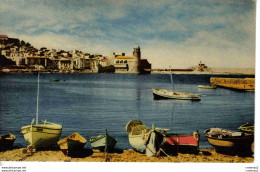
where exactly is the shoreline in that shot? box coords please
[0,68,256,76]
[0,148,254,162]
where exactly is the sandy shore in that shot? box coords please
[0,148,254,163]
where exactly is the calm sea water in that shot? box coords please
[0,73,255,149]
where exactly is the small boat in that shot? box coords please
[238,123,254,133]
[21,73,62,150]
[49,79,60,82]
[90,129,117,152]
[198,85,216,89]
[0,133,16,151]
[153,72,201,100]
[153,89,201,100]
[164,131,200,148]
[125,120,165,157]
[57,133,86,155]
[204,128,254,150]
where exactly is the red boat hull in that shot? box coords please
[165,134,199,147]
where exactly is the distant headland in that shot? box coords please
[0,35,255,75]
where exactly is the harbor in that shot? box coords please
[0,73,255,162]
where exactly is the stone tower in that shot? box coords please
[133,46,141,72]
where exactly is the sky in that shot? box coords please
[0,0,256,69]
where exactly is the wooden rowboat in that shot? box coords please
[57,133,86,155]
[0,133,16,151]
[204,128,254,152]
[90,130,117,152]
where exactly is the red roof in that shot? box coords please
[0,35,8,38]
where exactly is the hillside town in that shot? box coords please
[0,35,152,74]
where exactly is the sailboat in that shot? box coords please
[153,71,201,100]
[21,73,62,149]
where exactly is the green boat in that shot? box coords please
[90,129,117,152]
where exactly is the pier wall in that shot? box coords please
[210,78,255,91]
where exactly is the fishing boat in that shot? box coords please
[0,133,16,151]
[204,128,254,151]
[90,129,117,152]
[125,120,165,157]
[198,85,216,89]
[57,133,86,155]
[238,123,254,133]
[153,72,201,100]
[21,73,62,150]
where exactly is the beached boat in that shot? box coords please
[238,123,254,133]
[164,131,199,148]
[153,89,201,100]
[204,128,254,150]
[21,73,62,150]
[126,120,165,157]
[90,129,117,152]
[198,85,216,89]
[57,133,86,155]
[0,133,16,151]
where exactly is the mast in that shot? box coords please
[36,72,40,125]
[169,66,174,90]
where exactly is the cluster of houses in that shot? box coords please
[0,35,151,73]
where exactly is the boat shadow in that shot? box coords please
[214,147,253,157]
[162,145,200,156]
[67,148,124,158]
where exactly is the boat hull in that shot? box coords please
[153,89,201,100]
[0,134,16,151]
[90,134,117,151]
[204,128,254,151]
[198,85,216,89]
[21,124,62,149]
[58,133,86,154]
[128,134,147,153]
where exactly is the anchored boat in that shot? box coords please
[153,72,201,100]
[0,133,16,151]
[90,129,117,152]
[198,85,216,89]
[153,89,201,100]
[58,133,86,155]
[21,73,62,150]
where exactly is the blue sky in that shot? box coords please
[0,0,256,68]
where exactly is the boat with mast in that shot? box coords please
[153,70,201,100]
[21,73,62,151]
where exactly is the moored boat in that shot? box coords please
[204,128,254,151]
[57,133,86,155]
[198,85,216,89]
[0,133,16,151]
[153,89,201,100]
[90,129,117,152]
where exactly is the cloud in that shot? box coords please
[0,0,256,68]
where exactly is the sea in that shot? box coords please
[0,73,255,150]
